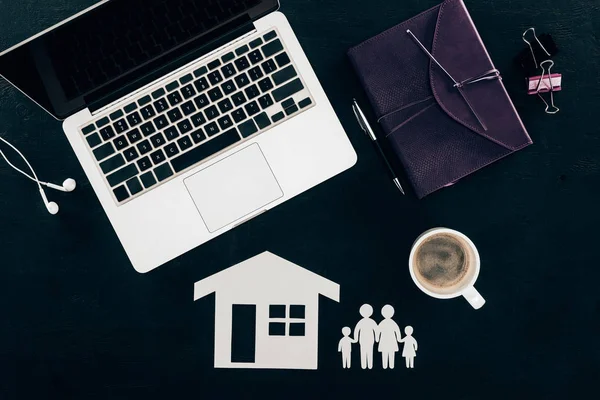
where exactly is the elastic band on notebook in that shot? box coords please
[377,96,434,123]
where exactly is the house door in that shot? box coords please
[231,304,256,363]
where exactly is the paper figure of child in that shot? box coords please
[338,327,357,368]
[377,305,402,369]
[353,304,379,369]
[399,326,418,368]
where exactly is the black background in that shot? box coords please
[1,0,599,398]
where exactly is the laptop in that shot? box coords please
[0,0,356,273]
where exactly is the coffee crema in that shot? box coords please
[413,234,470,290]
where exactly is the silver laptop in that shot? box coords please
[0,0,356,273]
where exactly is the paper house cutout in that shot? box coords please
[194,251,340,369]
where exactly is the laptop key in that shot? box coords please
[166,81,179,92]
[86,132,102,148]
[218,98,233,113]
[205,122,220,137]
[205,105,220,120]
[113,135,129,151]
[208,87,223,102]
[208,59,221,70]
[113,185,129,202]
[153,115,169,130]
[221,80,236,95]
[150,133,166,148]
[248,66,264,81]
[194,93,209,109]
[218,115,233,130]
[140,172,157,189]
[258,94,274,109]
[258,77,274,93]
[124,103,137,113]
[181,101,197,116]
[126,128,142,144]
[248,50,263,64]
[167,108,183,123]
[165,143,180,157]
[282,98,295,109]
[140,105,156,119]
[140,122,156,137]
[114,119,129,133]
[245,84,260,99]
[299,97,313,108]
[238,119,258,138]
[272,111,285,123]
[208,71,223,85]
[232,92,247,107]
[275,52,291,67]
[137,140,152,155]
[254,112,271,130]
[137,95,151,106]
[234,56,250,71]
[127,111,142,126]
[272,78,304,102]
[150,149,166,165]
[235,73,250,88]
[96,117,110,128]
[100,126,116,141]
[191,112,206,127]
[179,74,193,85]
[249,38,263,48]
[107,164,138,187]
[235,45,249,56]
[263,30,277,42]
[285,104,299,115]
[151,88,165,99]
[191,129,206,144]
[154,163,174,182]
[137,156,152,172]
[154,98,169,113]
[232,108,247,123]
[193,66,207,77]
[177,135,193,151]
[261,59,278,74]
[167,92,183,107]
[126,177,143,195]
[262,39,283,58]
[171,128,241,173]
[93,142,115,161]
[110,110,124,121]
[181,84,196,99]
[178,119,193,134]
[221,63,236,78]
[164,127,179,141]
[123,147,139,162]
[272,65,297,85]
[194,77,210,92]
[245,101,260,116]
[222,52,235,63]
[82,124,96,135]
[100,153,125,174]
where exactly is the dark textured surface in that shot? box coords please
[0,0,599,398]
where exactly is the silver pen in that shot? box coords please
[352,99,405,195]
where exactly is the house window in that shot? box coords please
[268,304,306,336]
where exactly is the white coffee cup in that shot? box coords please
[408,228,485,309]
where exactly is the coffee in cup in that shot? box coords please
[409,228,485,309]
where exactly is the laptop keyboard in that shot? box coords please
[79,29,314,205]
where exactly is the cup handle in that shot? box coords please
[462,286,485,309]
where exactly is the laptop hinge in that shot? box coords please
[90,19,256,116]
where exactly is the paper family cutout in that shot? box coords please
[339,304,418,369]
[194,251,339,370]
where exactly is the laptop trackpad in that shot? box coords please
[184,144,283,233]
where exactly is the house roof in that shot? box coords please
[193,251,340,302]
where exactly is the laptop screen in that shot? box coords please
[0,0,278,120]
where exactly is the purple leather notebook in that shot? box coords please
[348,0,532,198]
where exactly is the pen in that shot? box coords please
[352,99,405,195]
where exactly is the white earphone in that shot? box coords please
[0,136,76,214]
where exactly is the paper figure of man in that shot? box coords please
[353,304,379,369]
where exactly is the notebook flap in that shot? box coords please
[429,0,530,151]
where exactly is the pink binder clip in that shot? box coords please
[526,60,560,114]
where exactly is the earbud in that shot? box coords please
[44,178,77,192]
[0,136,75,215]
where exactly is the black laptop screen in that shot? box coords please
[0,0,278,119]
